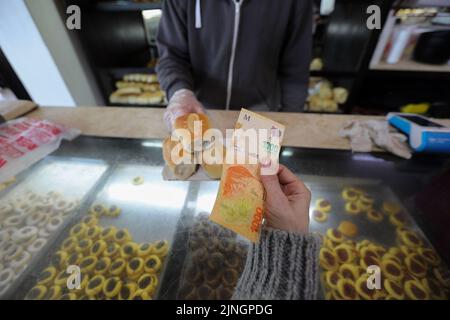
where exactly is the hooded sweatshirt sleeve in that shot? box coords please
[278,0,313,112]
[232,228,322,300]
[156,0,194,100]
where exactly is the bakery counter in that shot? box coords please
[1,135,450,300]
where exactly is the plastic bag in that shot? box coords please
[0,117,80,183]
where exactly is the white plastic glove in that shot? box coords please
[163,89,205,132]
[339,119,412,159]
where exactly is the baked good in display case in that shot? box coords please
[24,203,169,300]
[177,213,248,300]
[314,184,449,300]
[0,190,80,298]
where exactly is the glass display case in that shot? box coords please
[0,136,449,300]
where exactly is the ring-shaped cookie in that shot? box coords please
[27,238,47,253]
[144,255,161,274]
[319,247,339,271]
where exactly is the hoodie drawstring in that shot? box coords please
[195,0,202,29]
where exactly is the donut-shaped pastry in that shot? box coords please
[132,289,152,300]
[404,279,429,300]
[336,278,358,300]
[132,176,145,186]
[399,229,423,248]
[225,254,240,269]
[119,282,137,300]
[319,248,338,271]
[417,248,440,267]
[46,216,64,233]
[341,188,359,202]
[90,240,107,257]
[384,278,404,299]
[389,211,408,228]
[326,229,345,243]
[184,266,203,286]
[100,226,117,242]
[53,269,69,286]
[324,271,342,290]
[405,254,427,278]
[359,251,380,270]
[36,197,53,210]
[152,240,169,257]
[60,293,77,300]
[69,223,88,239]
[137,243,153,257]
[25,212,45,227]
[86,275,106,297]
[103,242,120,258]
[3,243,23,262]
[43,285,62,300]
[38,228,50,239]
[36,266,57,286]
[0,268,14,287]
[356,199,372,212]
[54,199,77,216]
[366,209,383,223]
[94,257,111,274]
[79,256,98,274]
[144,255,161,274]
[10,251,31,270]
[312,210,328,223]
[382,201,401,215]
[106,205,121,218]
[207,252,225,271]
[0,203,13,216]
[109,259,127,276]
[192,247,208,264]
[355,275,375,300]
[60,236,78,253]
[66,251,83,266]
[337,221,358,238]
[368,243,386,257]
[81,215,98,227]
[3,215,24,227]
[126,257,145,278]
[89,204,107,218]
[334,244,355,264]
[86,225,102,240]
[338,264,360,281]
[103,277,122,298]
[120,242,138,259]
[315,198,331,213]
[114,229,131,245]
[137,274,157,294]
[344,202,360,215]
[382,253,402,266]
[37,212,51,228]
[399,245,415,257]
[360,193,374,204]
[28,238,47,254]
[380,259,404,282]
[222,268,238,287]
[76,239,93,255]
[25,285,47,300]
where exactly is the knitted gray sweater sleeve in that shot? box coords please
[232,228,322,300]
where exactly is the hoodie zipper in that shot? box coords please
[225,0,243,110]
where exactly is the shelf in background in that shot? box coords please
[370,60,450,73]
[95,1,162,12]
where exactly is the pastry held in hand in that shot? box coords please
[162,138,197,180]
[173,113,211,153]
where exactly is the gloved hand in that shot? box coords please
[163,89,205,132]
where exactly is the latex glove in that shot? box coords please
[163,89,205,132]
[339,119,412,159]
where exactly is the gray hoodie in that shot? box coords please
[156,0,313,112]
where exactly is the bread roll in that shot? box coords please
[163,138,197,180]
[173,113,211,153]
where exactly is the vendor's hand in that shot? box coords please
[164,89,205,131]
[261,164,311,234]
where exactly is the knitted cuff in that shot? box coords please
[232,228,322,300]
